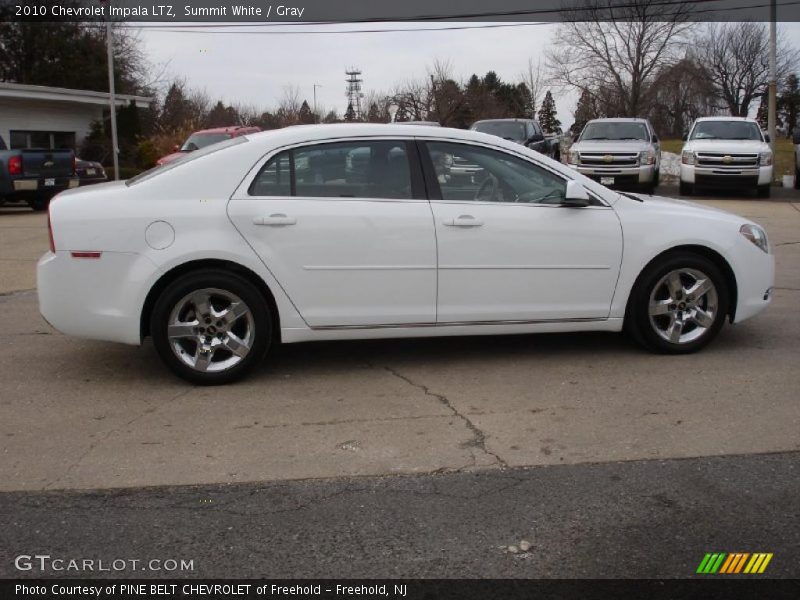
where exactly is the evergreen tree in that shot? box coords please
[538,90,561,133]
[779,73,800,136]
[572,88,597,135]
[367,102,382,123]
[298,100,315,124]
[344,102,357,122]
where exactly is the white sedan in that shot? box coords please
[38,125,774,384]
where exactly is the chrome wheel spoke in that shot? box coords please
[191,291,211,318]
[686,279,712,301]
[193,347,213,372]
[649,299,672,316]
[221,301,248,325]
[666,272,684,300]
[692,308,714,328]
[168,323,197,339]
[224,333,250,357]
[667,317,685,343]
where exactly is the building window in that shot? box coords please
[9,130,76,150]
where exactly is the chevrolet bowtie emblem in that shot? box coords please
[43,160,54,168]
[603,154,613,163]
[722,155,733,164]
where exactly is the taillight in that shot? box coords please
[47,208,55,253]
[8,155,22,175]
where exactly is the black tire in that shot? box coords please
[679,180,693,196]
[150,269,272,385]
[757,184,771,198]
[641,182,656,195]
[795,167,799,190]
[653,169,660,187]
[28,195,50,211]
[626,252,729,354]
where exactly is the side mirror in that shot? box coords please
[562,180,591,207]
[572,134,579,143]
[652,135,659,143]
[173,144,180,152]
[681,134,687,142]
[764,133,771,143]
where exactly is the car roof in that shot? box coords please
[243,123,532,152]
[472,118,533,124]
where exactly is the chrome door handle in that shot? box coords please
[443,215,484,227]
[253,214,296,226]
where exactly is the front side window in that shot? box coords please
[248,141,414,199]
[426,142,567,204]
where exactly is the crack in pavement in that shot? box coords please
[381,365,508,470]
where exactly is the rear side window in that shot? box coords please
[248,140,415,199]
[248,151,291,196]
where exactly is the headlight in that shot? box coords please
[740,224,769,253]
[759,152,773,166]
[568,150,579,165]
[681,150,695,165]
[640,150,656,166]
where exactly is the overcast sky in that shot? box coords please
[137,22,578,125]
[137,21,800,129]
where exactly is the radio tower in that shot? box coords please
[345,68,364,121]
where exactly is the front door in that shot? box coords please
[422,140,623,323]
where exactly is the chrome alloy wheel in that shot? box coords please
[648,268,719,345]
[167,288,254,373]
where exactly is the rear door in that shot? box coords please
[228,138,438,328]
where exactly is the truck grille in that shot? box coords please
[696,152,759,168]
[578,152,639,167]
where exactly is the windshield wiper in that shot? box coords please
[618,191,644,202]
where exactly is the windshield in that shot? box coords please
[580,122,649,141]
[472,121,527,140]
[690,121,763,141]
[180,132,232,152]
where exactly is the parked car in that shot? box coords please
[470,119,559,160]
[156,126,261,166]
[567,118,661,194]
[75,158,107,186]
[679,117,773,198]
[793,129,800,189]
[39,124,774,384]
[0,134,78,210]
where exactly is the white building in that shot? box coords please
[0,82,152,151]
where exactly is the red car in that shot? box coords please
[156,126,261,166]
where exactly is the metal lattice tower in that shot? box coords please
[345,68,364,121]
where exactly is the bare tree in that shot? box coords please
[276,85,302,125]
[547,0,694,116]
[692,22,799,117]
[520,57,546,118]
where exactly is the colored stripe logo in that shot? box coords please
[696,552,773,574]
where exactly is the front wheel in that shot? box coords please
[626,253,729,354]
[757,184,771,198]
[151,269,272,385]
[679,180,693,196]
[795,168,799,189]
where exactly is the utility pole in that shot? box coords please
[106,14,120,180]
[768,0,777,157]
[313,84,322,123]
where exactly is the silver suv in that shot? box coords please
[567,118,661,194]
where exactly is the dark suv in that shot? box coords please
[470,119,559,160]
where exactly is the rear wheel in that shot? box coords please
[28,194,51,211]
[679,180,693,196]
[626,253,729,354]
[151,269,272,385]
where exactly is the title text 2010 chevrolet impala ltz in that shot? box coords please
[37,125,774,384]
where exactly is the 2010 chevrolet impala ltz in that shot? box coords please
[37,125,775,384]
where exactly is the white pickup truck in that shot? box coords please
[679,117,773,198]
